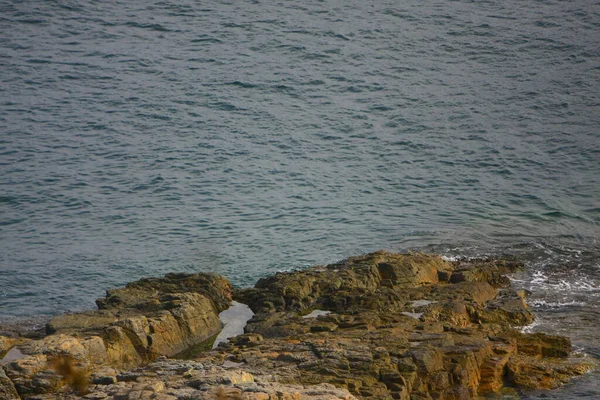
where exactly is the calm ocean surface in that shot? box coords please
[0,0,599,397]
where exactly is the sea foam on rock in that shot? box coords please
[0,252,594,399]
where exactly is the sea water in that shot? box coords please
[1,1,599,397]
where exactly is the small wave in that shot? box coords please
[535,20,561,28]
[527,274,600,293]
[529,299,586,308]
[190,36,222,43]
[0,218,25,226]
[441,255,459,262]
[25,59,52,64]
[324,31,350,41]
[520,319,540,334]
[383,9,418,21]
[0,196,19,205]
[124,22,172,32]
[207,102,242,111]
[225,81,257,89]
[16,19,46,25]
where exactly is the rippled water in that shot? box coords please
[1,0,599,396]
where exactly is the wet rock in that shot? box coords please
[506,331,572,358]
[506,354,591,390]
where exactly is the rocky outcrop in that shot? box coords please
[46,272,232,367]
[0,252,594,399]
[1,272,232,398]
[228,252,592,399]
[0,367,19,400]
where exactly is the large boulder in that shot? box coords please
[46,272,232,368]
[95,272,232,313]
[3,272,232,398]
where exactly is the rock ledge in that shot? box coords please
[1,252,594,399]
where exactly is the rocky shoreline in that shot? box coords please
[0,251,595,399]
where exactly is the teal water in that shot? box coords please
[0,0,599,397]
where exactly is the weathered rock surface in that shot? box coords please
[228,252,593,399]
[1,272,232,398]
[46,272,232,367]
[35,357,356,400]
[0,252,594,399]
[1,336,16,355]
[0,367,20,400]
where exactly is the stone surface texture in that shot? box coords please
[0,252,594,399]
[1,272,232,398]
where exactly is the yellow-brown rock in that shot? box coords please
[0,252,593,400]
[2,272,231,398]
[0,367,19,400]
[231,251,593,399]
[0,335,16,355]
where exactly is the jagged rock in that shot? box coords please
[2,336,101,397]
[3,272,232,398]
[90,366,118,385]
[1,252,593,399]
[19,334,108,364]
[506,331,572,358]
[506,354,590,390]
[3,353,58,396]
[228,252,593,398]
[240,252,449,315]
[95,272,232,312]
[46,273,231,369]
[0,367,20,400]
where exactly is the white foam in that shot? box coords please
[530,270,547,284]
[276,266,304,274]
[529,299,586,308]
[441,255,458,262]
[529,277,600,293]
[573,345,588,357]
[520,319,540,334]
